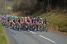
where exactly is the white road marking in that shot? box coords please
[39,35,56,43]
[30,31,56,43]
[30,31,37,34]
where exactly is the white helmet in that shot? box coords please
[21,17,23,18]
[33,18,36,19]
[40,18,42,19]
[25,17,27,18]
[27,16,30,18]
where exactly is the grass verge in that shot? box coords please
[0,23,8,44]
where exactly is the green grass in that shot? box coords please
[0,23,8,44]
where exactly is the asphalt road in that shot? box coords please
[5,28,67,44]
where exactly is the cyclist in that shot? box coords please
[32,17,38,31]
[27,17,32,31]
[20,17,25,31]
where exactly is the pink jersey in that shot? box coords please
[20,18,24,24]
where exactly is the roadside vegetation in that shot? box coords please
[12,0,67,33]
[0,23,8,44]
[39,10,67,32]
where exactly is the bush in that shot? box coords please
[47,13,67,32]
[38,11,67,32]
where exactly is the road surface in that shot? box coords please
[5,28,67,44]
